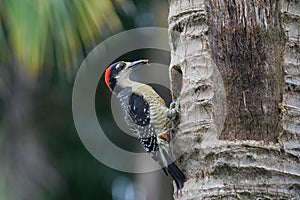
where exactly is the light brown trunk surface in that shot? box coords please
[168,0,300,199]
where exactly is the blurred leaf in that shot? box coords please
[0,0,122,78]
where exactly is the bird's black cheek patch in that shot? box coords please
[129,94,150,126]
[108,67,119,91]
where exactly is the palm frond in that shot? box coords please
[0,0,122,78]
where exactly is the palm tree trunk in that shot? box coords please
[168,0,300,199]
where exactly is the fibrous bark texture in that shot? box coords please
[209,0,284,142]
[280,0,300,158]
[168,0,300,199]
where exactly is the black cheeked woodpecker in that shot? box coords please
[104,59,186,191]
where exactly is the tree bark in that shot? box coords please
[168,0,299,199]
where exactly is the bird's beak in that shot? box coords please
[128,59,149,69]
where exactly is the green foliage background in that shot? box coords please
[0,0,168,199]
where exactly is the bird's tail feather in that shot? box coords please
[158,148,186,191]
[167,162,186,191]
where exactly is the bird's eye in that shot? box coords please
[116,62,126,70]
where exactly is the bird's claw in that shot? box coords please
[167,100,180,120]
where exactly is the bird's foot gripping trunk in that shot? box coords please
[167,100,180,120]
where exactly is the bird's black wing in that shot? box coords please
[117,87,186,191]
[117,87,158,153]
[128,93,150,127]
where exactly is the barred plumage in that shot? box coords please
[105,60,186,192]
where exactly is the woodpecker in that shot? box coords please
[104,59,186,191]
